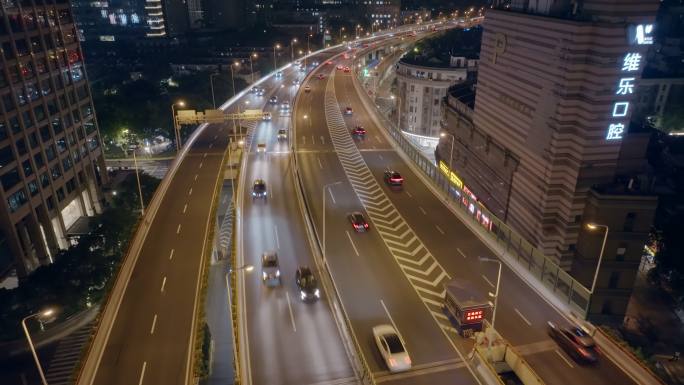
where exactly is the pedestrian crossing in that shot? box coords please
[324,71,455,332]
[44,319,95,385]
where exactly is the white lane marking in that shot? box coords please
[302,136,306,145]
[406,191,413,198]
[311,135,315,144]
[435,225,445,235]
[515,308,532,326]
[380,299,408,349]
[188,188,193,196]
[345,230,360,256]
[203,153,207,158]
[138,362,147,385]
[328,188,337,204]
[183,203,188,214]
[199,162,203,169]
[379,154,384,160]
[177,224,182,234]
[274,225,280,249]
[555,349,575,368]
[481,274,494,288]
[209,143,213,149]
[419,206,427,215]
[375,135,381,142]
[169,249,175,260]
[194,174,199,181]
[457,248,467,258]
[161,276,167,292]
[150,314,158,334]
[285,292,297,332]
[320,136,325,144]
[318,157,323,169]
[213,135,218,140]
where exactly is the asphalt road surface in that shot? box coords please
[239,52,357,385]
[293,41,640,385]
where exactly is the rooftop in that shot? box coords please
[400,26,481,68]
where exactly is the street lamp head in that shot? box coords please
[586,223,598,230]
[252,53,258,58]
[41,309,54,317]
[478,256,498,263]
[275,44,281,49]
[244,264,255,272]
[440,132,446,137]
[177,100,185,107]
[292,38,297,43]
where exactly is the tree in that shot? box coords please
[648,212,684,307]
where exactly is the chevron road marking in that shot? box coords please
[323,71,454,331]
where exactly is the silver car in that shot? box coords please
[261,252,281,287]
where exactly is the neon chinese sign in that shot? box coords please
[605,52,644,141]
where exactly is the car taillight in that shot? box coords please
[391,178,403,182]
[404,356,411,364]
[353,224,359,228]
[389,358,397,367]
[364,223,369,228]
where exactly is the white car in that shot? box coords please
[280,101,290,110]
[372,325,411,373]
[257,143,266,153]
[262,112,272,121]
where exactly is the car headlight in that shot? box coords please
[300,291,306,300]
[252,192,256,196]
[276,270,280,277]
[314,289,320,298]
[262,272,267,280]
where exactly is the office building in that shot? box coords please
[0,0,107,281]
[70,0,147,42]
[396,59,469,146]
[437,0,660,321]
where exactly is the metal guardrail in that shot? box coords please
[352,53,592,319]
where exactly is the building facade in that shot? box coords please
[0,0,107,280]
[437,1,660,321]
[396,59,468,146]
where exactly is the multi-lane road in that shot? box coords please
[290,40,640,385]
[79,21,641,385]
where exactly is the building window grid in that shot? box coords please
[0,1,97,218]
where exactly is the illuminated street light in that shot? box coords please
[586,223,609,294]
[171,100,186,152]
[273,44,281,70]
[478,257,502,329]
[22,308,57,385]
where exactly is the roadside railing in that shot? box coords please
[351,51,591,319]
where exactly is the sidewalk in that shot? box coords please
[623,263,684,384]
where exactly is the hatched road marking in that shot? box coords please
[323,71,453,334]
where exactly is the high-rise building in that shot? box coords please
[70,0,147,42]
[0,0,107,280]
[437,0,660,321]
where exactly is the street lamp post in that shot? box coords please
[586,223,610,294]
[479,257,502,329]
[440,132,455,200]
[22,309,55,385]
[291,38,297,61]
[171,100,185,152]
[249,53,257,84]
[209,72,219,109]
[229,61,239,97]
[339,27,345,41]
[273,44,281,70]
[132,149,145,215]
[323,181,342,261]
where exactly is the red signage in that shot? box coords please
[464,309,484,323]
